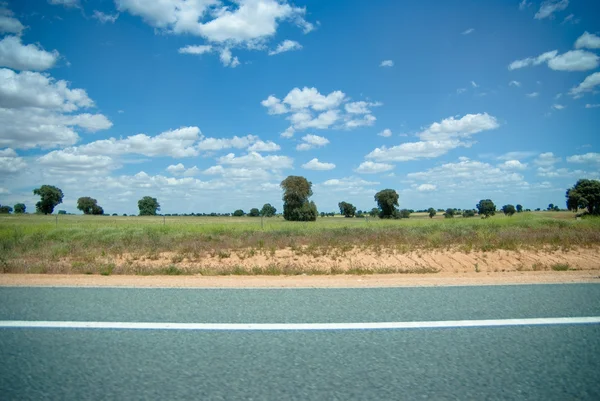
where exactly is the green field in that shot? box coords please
[1,212,599,275]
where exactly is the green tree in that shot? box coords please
[261,203,277,217]
[502,204,516,216]
[369,208,379,217]
[138,196,160,216]
[427,207,436,218]
[248,208,260,217]
[0,205,13,213]
[338,201,357,218]
[444,208,455,218]
[77,197,104,215]
[233,209,245,217]
[548,203,554,211]
[399,209,411,218]
[476,199,496,218]
[33,185,64,215]
[374,189,399,219]
[58,210,67,215]
[566,179,600,215]
[14,203,26,213]
[463,209,476,218]
[281,176,318,221]
[516,204,523,213]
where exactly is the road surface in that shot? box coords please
[1,284,599,400]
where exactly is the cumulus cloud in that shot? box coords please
[567,152,600,164]
[552,104,565,110]
[93,11,119,24]
[301,158,335,170]
[534,0,569,20]
[569,72,600,97]
[366,140,469,162]
[417,113,499,142]
[296,134,329,151]
[0,6,24,35]
[197,134,258,151]
[0,147,26,174]
[575,32,600,49]
[380,60,393,67]
[378,128,392,137]
[37,149,117,175]
[354,161,394,174]
[534,152,561,166]
[178,44,213,55]
[508,50,558,70]
[247,140,280,152]
[526,92,539,98]
[509,80,521,87]
[499,160,528,170]
[217,152,293,169]
[219,48,240,67]
[167,163,201,176]
[547,50,599,71]
[0,68,112,149]
[321,177,379,193]
[0,36,59,71]
[268,39,302,55]
[417,184,437,192]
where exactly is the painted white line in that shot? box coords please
[0,317,599,331]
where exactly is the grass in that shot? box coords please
[551,263,570,271]
[0,212,598,275]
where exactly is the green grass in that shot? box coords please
[0,212,598,274]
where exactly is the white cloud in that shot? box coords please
[37,149,117,175]
[344,101,381,114]
[219,48,239,67]
[462,28,474,35]
[547,50,599,71]
[49,0,80,7]
[569,72,600,97]
[567,153,600,164]
[167,163,201,176]
[261,95,288,115]
[302,158,335,170]
[0,10,24,35]
[380,60,394,67]
[456,88,467,94]
[378,128,392,137]
[471,81,478,88]
[417,113,499,141]
[0,147,26,174]
[526,92,539,98]
[280,126,295,138]
[93,11,119,24]
[322,177,379,192]
[197,134,258,151]
[534,152,561,166]
[217,152,293,169]
[283,87,346,111]
[178,44,213,55]
[0,36,59,71]
[117,0,313,51]
[552,104,565,110]
[342,113,376,129]
[247,140,280,152]
[497,151,537,161]
[417,184,437,192]
[585,103,600,108]
[519,0,531,10]
[508,50,558,70]
[268,39,302,55]
[0,68,112,149]
[509,80,521,87]
[296,134,329,151]
[499,160,528,170]
[561,14,579,24]
[366,140,468,162]
[575,32,600,49]
[534,0,569,20]
[354,161,394,174]
[290,109,339,130]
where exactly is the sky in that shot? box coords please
[0,0,599,215]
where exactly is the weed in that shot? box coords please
[551,263,570,271]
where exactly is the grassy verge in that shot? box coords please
[1,212,599,275]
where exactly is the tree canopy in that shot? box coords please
[261,203,276,217]
[374,189,399,219]
[338,201,356,218]
[33,185,64,215]
[281,176,318,221]
[502,204,516,216]
[248,208,260,217]
[138,196,160,216]
[77,197,104,215]
[427,207,436,218]
[233,209,245,217]
[444,208,455,218]
[516,204,523,213]
[0,205,13,214]
[14,203,26,214]
[566,179,600,215]
[476,199,496,218]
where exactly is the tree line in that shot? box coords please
[2,178,598,218]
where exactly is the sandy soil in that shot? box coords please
[1,271,599,288]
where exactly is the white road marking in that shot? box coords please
[0,317,599,331]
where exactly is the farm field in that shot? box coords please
[1,211,599,276]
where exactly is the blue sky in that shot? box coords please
[0,0,599,215]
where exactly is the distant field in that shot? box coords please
[1,212,599,275]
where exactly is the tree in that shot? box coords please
[427,207,436,218]
[77,197,104,215]
[476,199,496,218]
[502,204,516,216]
[548,203,555,211]
[356,210,365,218]
[0,205,12,213]
[374,189,399,219]
[233,209,245,217]
[444,208,455,218]
[14,203,26,214]
[566,179,600,215]
[369,208,379,217]
[248,208,260,217]
[463,209,475,218]
[33,185,64,215]
[138,196,160,216]
[261,203,276,217]
[516,204,523,213]
[58,210,67,215]
[281,176,318,221]
[338,201,357,218]
[399,209,411,218]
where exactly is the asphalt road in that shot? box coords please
[1,284,599,400]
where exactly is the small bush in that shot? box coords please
[551,263,570,271]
